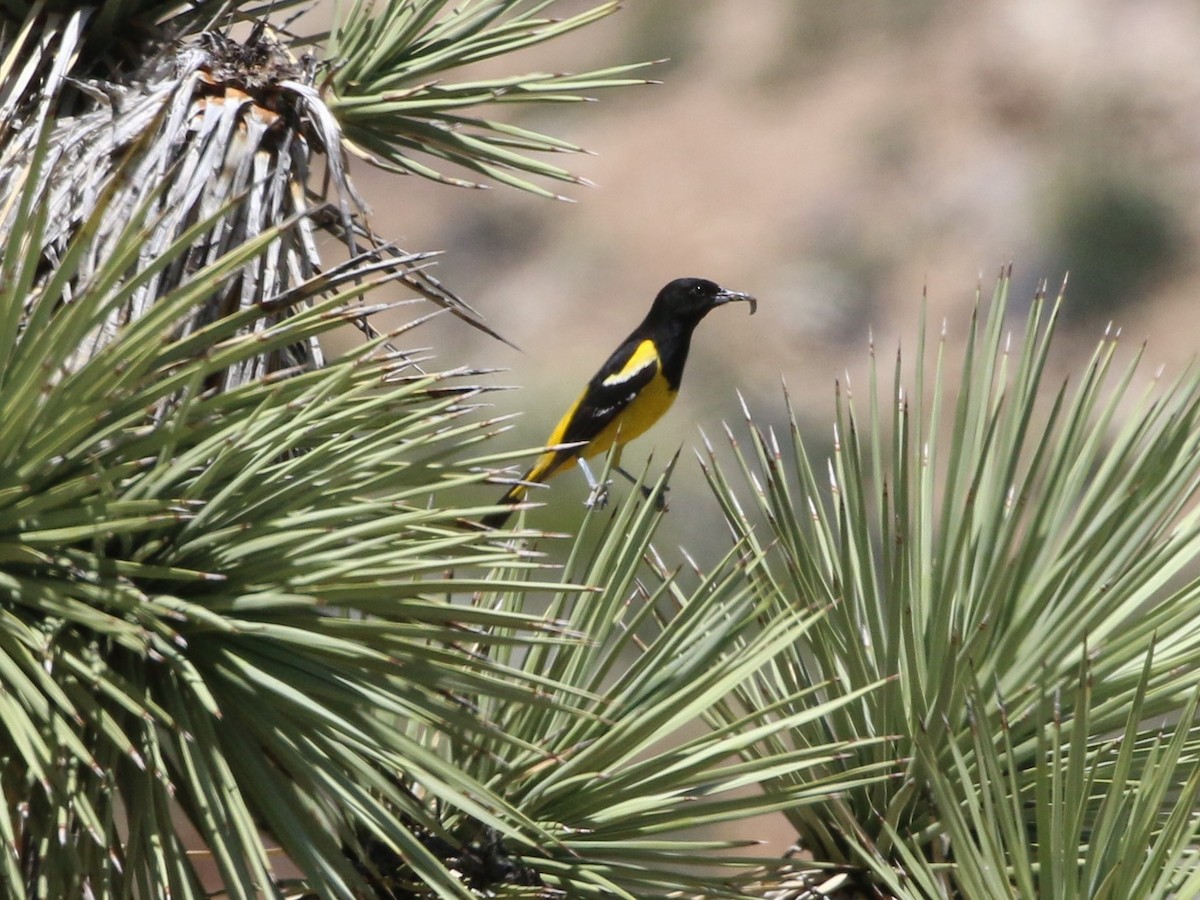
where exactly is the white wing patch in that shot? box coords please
[592,393,635,418]
[602,339,659,387]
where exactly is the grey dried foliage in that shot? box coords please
[1,12,488,390]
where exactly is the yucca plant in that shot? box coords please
[325,0,646,198]
[10,0,1200,896]
[0,1,650,896]
[2,2,884,897]
[701,275,1200,897]
[462,467,898,895]
[0,85,549,896]
[328,465,892,898]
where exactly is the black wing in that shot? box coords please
[562,337,659,443]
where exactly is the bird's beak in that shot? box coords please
[714,288,757,315]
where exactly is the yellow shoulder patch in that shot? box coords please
[602,339,659,387]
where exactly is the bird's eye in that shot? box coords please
[693,284,705,295]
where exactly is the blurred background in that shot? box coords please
[328,0,1200,551]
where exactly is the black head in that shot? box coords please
[647,277,757,324]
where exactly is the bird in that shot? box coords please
[481,277,756,529]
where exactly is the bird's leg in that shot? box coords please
[577,458,610,510]
[613,465,669,511]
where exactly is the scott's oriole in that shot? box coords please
[481,277,756,528]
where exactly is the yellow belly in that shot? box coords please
[528,369,678,482]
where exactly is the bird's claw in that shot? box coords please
[639,482,670,512]
[585,480,612,510]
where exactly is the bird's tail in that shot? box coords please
[479,451,560,529]
[479,481,529,529]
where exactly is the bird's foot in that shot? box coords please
[648,483,669,512]
[585,479,612,510]
[637,482,670,511]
